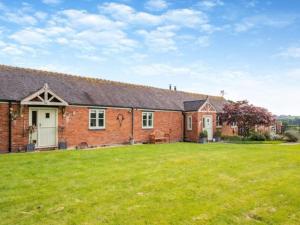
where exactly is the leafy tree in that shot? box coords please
[222,100,274,137]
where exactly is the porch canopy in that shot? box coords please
[21,83,68,106]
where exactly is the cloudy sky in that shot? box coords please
[0,0,299,115]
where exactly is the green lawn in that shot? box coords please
[0,143,300,225]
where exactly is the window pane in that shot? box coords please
[148,113,153,127]
[148,118,152,127]
[98,112,104,119]
[90,118,97,127]
[142,113,147,120]
[90,112,96,119]
[143,119,147,127]
[32,111,37,126]
[98,118,104,127]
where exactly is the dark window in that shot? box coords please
[32,111,37,126]
[45,113,50,119]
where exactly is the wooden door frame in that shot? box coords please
[29,107,58,148]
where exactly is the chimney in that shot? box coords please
[174,86,177,91]
[220,90,225,97]
[169,84,172,90]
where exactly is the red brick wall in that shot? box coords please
[0,103,30,153]
[184,111,217,142]
[11,105,29,151]
[0,103,9,153]
[133,110,183,143]
[184,112,199,142]
[221,124,238,136]
[59,107,183,148]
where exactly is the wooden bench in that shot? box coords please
[149,130,170,144]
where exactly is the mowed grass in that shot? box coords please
[0,143,300,225]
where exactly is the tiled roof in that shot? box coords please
[184,100,207,111]
[0,65,227,112]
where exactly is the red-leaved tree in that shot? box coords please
[222,100,274,137]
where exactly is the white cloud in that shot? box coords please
[0,2,48,26]
[137,25,178,52]
[163,9,209,29]
[198,0,224,10]
[100,3,161,26]
[196,36,210,47]
[42,0,62,5]
[10,29,49,45]
[99,2,134,20]
[2,11,38,25]
[76,54,105,63]
[234,14,297,33]
[277,47,300,58]
[59,9,125,30]
[35,11,48,20]
[145,0,168,11]
[0,43,36,56]
[100,3,213,31]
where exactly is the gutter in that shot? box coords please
[8,101,12,153]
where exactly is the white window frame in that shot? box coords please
[187,115,192,131]
[142,112,154,129]
[89,109,105,129]
[216,115,222,127]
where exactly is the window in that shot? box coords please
[142,112,154,129]
[203,117,206,128]
[231,122,237,127]
[45,113,50,119]
[89,109,105,129]
[187,116,192,130]
[216,115,223,127]
[31,111,37,126]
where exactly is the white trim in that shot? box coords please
[21,83,68,106]
[29,107,58,148]
[187,115,192,131]
[198,99,217,112]
[202,115,213,141]
[89,109,106,130]
[142,111,154,129]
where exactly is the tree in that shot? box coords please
[222,100,274,137]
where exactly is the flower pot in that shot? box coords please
[199,137,207,144]
[26,143,35,152]
[58,141,67,150]
[215,137,221,142]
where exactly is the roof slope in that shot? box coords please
[184,100,207,111]
[0,65,227,112]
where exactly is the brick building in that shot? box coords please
[0,65,236,153]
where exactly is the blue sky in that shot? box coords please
[0,0,299,115]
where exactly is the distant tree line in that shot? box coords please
[277,116,300,132]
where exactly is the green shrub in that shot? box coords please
[199,130,208,138]
[270,134,284,141]
[214,129,222,138]
[263,132,271,141]
[284,131,298,142]
[222,136,243,142]
[249,132,266,141]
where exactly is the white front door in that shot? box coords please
[203,116,213,141]
[38,109,58,148]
